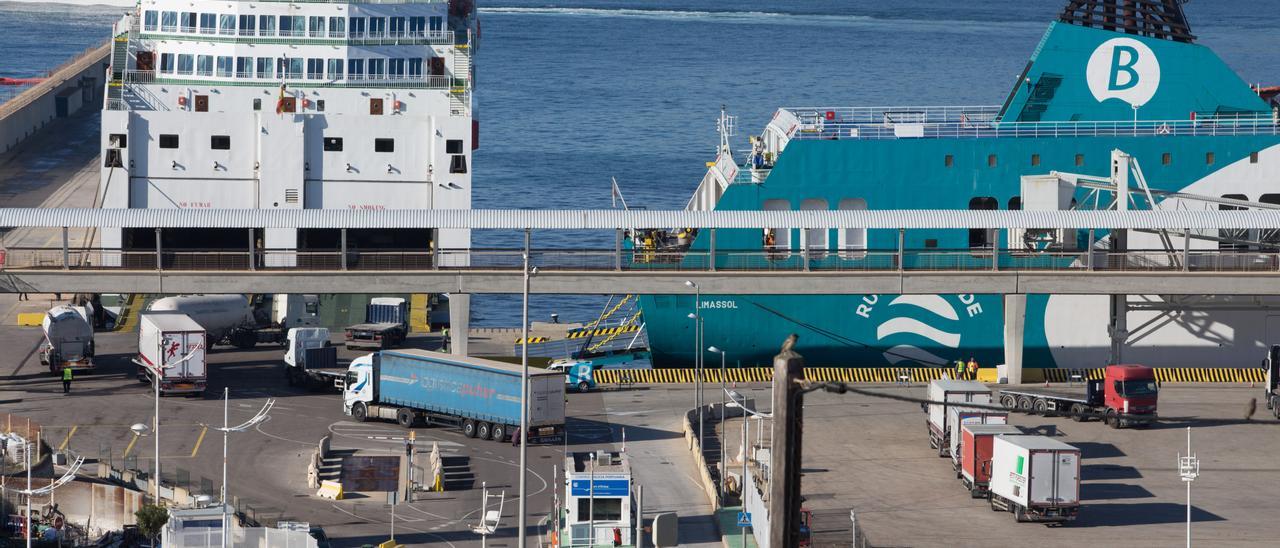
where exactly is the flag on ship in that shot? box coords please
[275,83,288,115]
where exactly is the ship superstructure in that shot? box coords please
[639,0,1280,369]
[98,0,476,258]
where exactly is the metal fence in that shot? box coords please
[7,246,1280,274]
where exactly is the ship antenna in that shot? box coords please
[716,105,736,157]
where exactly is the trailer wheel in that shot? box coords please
[462,419,477,438]
[1273,397,1280,419]
[1070,403,1086,422]
[352,402,368,423]
[1014,507,1028,522]
[1104,409,1118,428]
[491,424,507,442]
[1000,394,1017,409]
[231,331,257,349]
[477,422,492,440]
[396,408,416,428]
[1032,398,1048,416]
[1017,395,1034,412]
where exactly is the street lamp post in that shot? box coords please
[1178,426,1200,548]
[709,346,727,501]
[204,389,274,548]
[16,444,84,548]
[685,282,701,433]
[517,229,534,548]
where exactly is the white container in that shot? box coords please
[947,408,1008,463]
[138,313,208,395]
[990,435,1080,514]
[926,380,991,452]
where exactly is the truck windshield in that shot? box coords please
[345,371,357,389]
[1120,379,1158,396]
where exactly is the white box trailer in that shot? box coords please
[989,435,1081,523]
[947,407,1008,464]
[137,313,208,396]
[926,379,991,457]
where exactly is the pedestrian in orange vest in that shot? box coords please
[967,358,978,380]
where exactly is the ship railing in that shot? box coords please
[254,0,448,4]
[7,247,1280,274]
[118,70,463,90]
[137,29,459,46]
[788,117,1279,140]
[783,105,1004,125]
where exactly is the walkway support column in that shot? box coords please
[155,228,162,271]
[614,229,622,271]
[449,294,470,357]
[248,229,256,271]
[1003,295,1026,385]
[897,229,905,271]
[1109,227,1128,364]
[340,229,347,272]
[61,227,69,270]
[709,228,716,272]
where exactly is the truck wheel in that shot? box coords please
[1017,396,1034,412]
[577,381,590,392]
[352,402,368,423]
[1069,403,1086,421]
[1104,409,1118,428]
[1273,397,1280,419]
[462,419,477,438]
[231,331,257,349]
[396,408,416,428]
[491,424,507,442]
[477,422,492,440]
[1000,394,1016,409]
[1014,507,1028,522]
[1032,399,1048,416]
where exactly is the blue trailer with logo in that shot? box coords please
[343,349,566,443]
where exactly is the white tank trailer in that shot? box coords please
[147,294,318,348]
[40,306,95,375]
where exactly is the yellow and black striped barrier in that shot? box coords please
[594,367,1266,385]
[566,324,641,340]
[514,336,549,344]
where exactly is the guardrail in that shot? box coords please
[788,116,1280,140]
[7,247,1280,273]
[594,367,1265,384]
[119,70,465,91]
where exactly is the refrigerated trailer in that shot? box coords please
[926,379,992,457]
[1263,345,1280,419]
[989,435,1081,524]
[136,313,207,396]
[343,349,566,443]
[957,423,1024,498]
[997,365,1157,428]
[947,408,1007,463]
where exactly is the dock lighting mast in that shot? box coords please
[518,229,534,548]
[1178,426,1200,548]
[708,346,727,500]
[686,279,703,456]
[204,389,275,548]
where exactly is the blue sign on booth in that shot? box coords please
[737,511,752,527]
[570,478,630,497]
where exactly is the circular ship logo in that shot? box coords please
[1086,37,1161,107]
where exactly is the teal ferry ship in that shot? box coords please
[639,0,1280,368]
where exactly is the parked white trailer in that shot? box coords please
[39,305,95,375]
[989,435,1081,523]
[149,294,319,348]
[137,313,207,396]
[926,379,991,457]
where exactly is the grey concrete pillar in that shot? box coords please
[1109,295,1127,365]
[1003,294,1026,385]
[449,293,470,356]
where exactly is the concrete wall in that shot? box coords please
[0,43,110,154]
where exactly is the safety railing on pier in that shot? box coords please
[6,247,1280,274]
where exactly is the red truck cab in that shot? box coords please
[1100,364,1158,426]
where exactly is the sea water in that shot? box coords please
[1,0,1276,326]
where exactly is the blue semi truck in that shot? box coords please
[343,349,566,443]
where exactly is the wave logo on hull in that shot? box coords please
[1086,37,1160,107]
[874,295,964,366]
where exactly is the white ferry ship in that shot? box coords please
[96,0,477,337]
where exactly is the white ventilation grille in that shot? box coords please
[284,189,299,204]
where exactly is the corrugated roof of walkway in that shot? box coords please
[4,208,1280,230]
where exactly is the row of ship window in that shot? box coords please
[153,54,436,80]
[142,10,446,39]
[113,133,470,174]
[946,151,1259,168]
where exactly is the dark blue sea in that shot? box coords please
[1,0,1276,326]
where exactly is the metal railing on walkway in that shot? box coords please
[5,247,1280,274]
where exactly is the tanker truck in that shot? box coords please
[39,306,95,375]
[146,294,319,349]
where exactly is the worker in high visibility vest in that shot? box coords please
[62,366,73,394]
[967,358,978,380]
[954,360,965,380]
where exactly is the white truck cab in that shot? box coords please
[284,327,330,367]
[342,354,376,416]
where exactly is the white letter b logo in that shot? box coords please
[1087,38,1160,107]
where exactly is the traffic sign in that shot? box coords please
[737,511,752,527]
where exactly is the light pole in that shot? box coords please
[685,279,703,456]
[1178,426,1200,548]
[16,443,84,548]
[708,346,727,501]
[517,229,534,548]
[204,389,274,548]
